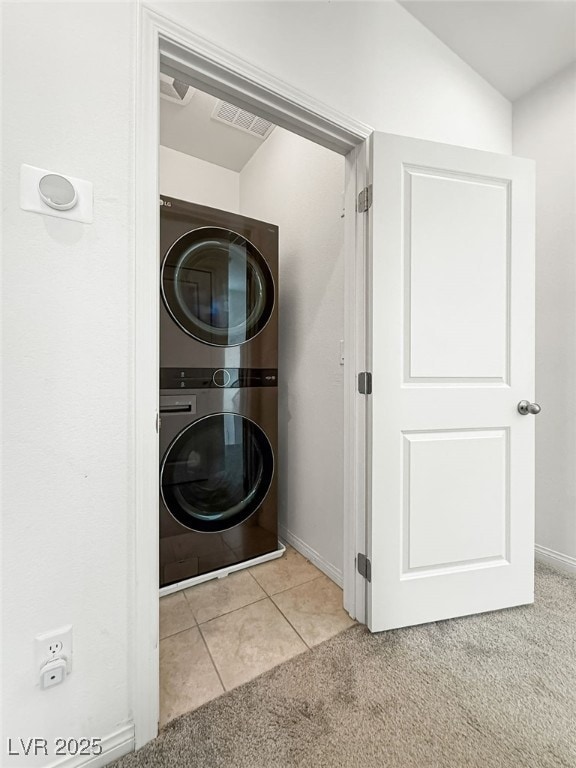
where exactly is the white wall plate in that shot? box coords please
[20,164,93,223]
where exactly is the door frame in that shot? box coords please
[135,4,372,746]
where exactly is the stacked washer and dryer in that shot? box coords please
[159,196,280,589]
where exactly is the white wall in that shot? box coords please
[240,129,346,582]
[2,1,513,763]
[513,64,576,572]
[159,145,240,212]
[154,1,512,154]
[2,2,136,765]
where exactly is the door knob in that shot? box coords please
[518,400,541,415]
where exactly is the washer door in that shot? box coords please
[161,227,274,346]
[161,413,274,533]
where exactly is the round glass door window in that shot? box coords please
[161,413,274,533]
[161,227,274,346]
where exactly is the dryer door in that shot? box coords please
[161,413,274,532]
[161,227,275,346]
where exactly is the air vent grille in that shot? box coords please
[252,117,274,137]
[212,101,275,140]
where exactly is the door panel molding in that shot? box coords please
[402,166,511,384]
[401,428,510,576]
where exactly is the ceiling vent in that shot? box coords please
[211,101,275,140]
[160,73,195,106]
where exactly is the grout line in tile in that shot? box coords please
[247,570,272,596]
[159,597,197,634]
[180,569,269,622]
[246,568,264,587]
[159,619,198,642]
[247,553,293,594]
[181,586,196,611]
[161,588,195,606]
[267,572,326,597]
[248,556,323,596]
[197,595,281,690]
[160,572,336,635]
[195,591,270,626]
[196,623,227,694]
[180,584,214,624]
[199,595,271,629]
[269,595,312,650]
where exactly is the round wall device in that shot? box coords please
[38,174,78,211]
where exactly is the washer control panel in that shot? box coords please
[160,368,278,389]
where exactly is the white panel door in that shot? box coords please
[367,132,535,631]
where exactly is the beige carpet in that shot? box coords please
[114,563,576,767]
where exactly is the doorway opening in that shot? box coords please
[135,7,372,746]
[158,75,355,725]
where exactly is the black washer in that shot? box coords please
[160,413,274,533]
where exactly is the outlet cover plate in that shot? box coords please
[35,625,73,680]
[20,164,93,223]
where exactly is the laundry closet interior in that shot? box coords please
[157,69,355,726]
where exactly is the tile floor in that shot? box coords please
[159,545,355,727]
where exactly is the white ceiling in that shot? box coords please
[400,1,576,101]
[160,88,273,172]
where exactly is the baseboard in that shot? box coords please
[535,544,576,575]
[279,526,343,587]
[45,724,134,768]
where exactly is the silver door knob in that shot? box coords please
[518,400,541,415]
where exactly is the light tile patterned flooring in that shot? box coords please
[159,545,355,727]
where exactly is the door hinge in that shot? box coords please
[357,184,372,213]
[357,553,371,582]
[358,371,372,395]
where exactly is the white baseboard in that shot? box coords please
[45,724,134,768]
[535,544,576,575]
[279,526,343,587]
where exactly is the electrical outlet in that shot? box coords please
[48,640,63,656]
[35,626,73,683]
